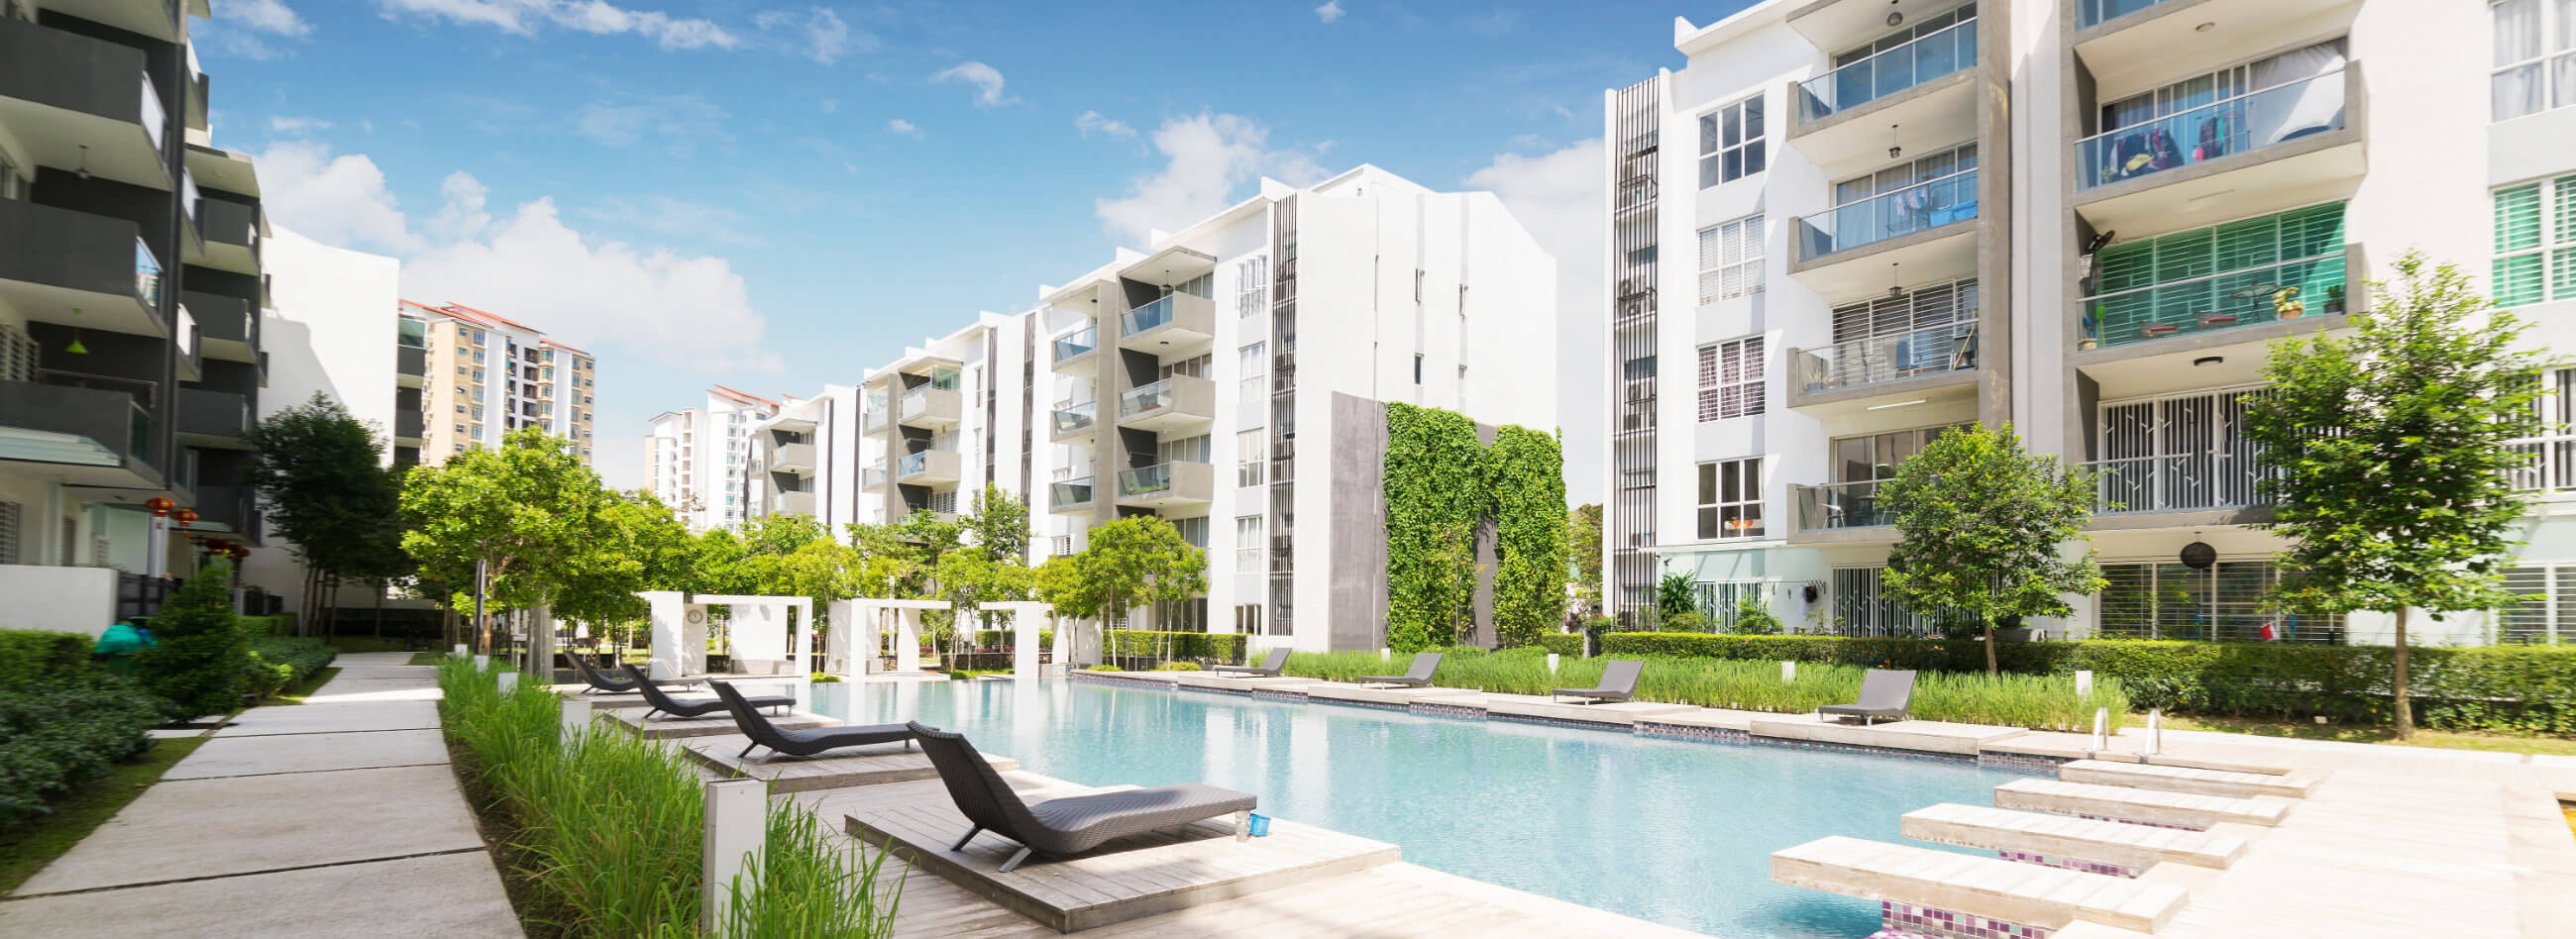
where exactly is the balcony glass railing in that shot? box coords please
[1794,322,1977,393]
[901,386,931,419]
[862,463,887,487]
[2082,453,2271,514]
[900,451,929,476]
[1053,400,1096,435]
[134,238,162,309]
[1053,326,1098,365]
[1119,378,1174,418]
[1794,479,1895,531]
[1119,463,1175,497]
[2077,69,2346,191]
[1124,295,1177,336]
[2078,0,2172,29]
[2084,254,2344,350]
[1799,169,1977,259]
[1051,475,1096,507]
[1797,16,1977,122]
[139,72,166,155]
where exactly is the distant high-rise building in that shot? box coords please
[395,301,598,468]
[645,386,778,531]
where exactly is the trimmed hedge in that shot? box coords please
[244,637,338,699]
[1539,633,1585,657]
[0,673,163,827]
[1598,633,2576,733]
[0,631,95,687]
[1102,630,1247,664]
[970,629,1056,650]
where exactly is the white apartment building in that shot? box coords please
[646,386,778,531]
[739,165,1556,650]
[396,301,600,467]
[1606,0,2574,646]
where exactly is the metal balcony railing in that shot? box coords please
[1119,463,1176,496]
[1051,475,1096,507]
[1794,322,1977,394]
[1053,325,1097,365]
[1799,169,1978,259]
[1794,479,1895,530]
[1119,378,1175,418]
[1124,295,1177,336]
[2078,0,2175,29]
[2077,69,2346,191]
[2084,253,2346,350]
[1797,15,1977,122]
[2081,453,2271,514]
[1053,400,1096,435]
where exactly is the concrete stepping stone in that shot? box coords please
[1772,835,2189,933]
[1902,802,2250,873]
[1996,779,2293,829]
[2059,759,2321,798]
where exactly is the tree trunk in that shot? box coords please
[1985,621,1998,677]
[300,566,319,638]
[373,580,386,640]
[2393,606,2414,740]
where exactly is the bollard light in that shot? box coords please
[1547,653,1560,675]
[452,644,468,659]
[701,779,767,931]
[496,672,518,692]
[2092,707,2109,752]
[2145,709,2163,757]
[1781,661,1796,683]
[2076,670,2093,697]
[560,698,591,744]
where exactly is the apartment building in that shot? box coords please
[1606,0,2563,645]
[0,0,273,628]
[645,386,778,531]
[395,300,599,468]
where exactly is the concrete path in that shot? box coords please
[0,652,521,938]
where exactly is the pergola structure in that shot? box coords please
[637,591,813,678]
[826,597,949,676]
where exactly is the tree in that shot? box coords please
[553,490,696,631]
[399,428,623,662]
[134,559,248,718]
[241,392,403,636]
[2242,253,2541,738]
[1568,503,1604,617]
[1030,516,1206,658]
[1880,423,2104,676]
[962,484,1030,564]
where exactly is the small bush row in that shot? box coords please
[0,671,164,828]
[1102,630,1246,664]
[969,629,1055,650]
[0,631,95,687]
[243,637,338,699]
[436,659,900,936]
[1538,633,1584,657]
[1594,633,2576,733]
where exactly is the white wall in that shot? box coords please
[242,224,399,610]
[0,565,119,637]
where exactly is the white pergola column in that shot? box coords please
[895,607,921,673]
[984,601,1049,679]
[639,590,686,679]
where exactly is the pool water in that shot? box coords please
[805,678,2029,938]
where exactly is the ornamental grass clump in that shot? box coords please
[435,658,900,937]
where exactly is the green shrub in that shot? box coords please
[0,631,95,687]
[971,629,1054,650]
[436,659,898,936]
[243,637,337,699]
[0,673,164,827]
[1152,662,1202,672]
[1102,630,1245,664]
[133,563,251,719]
[1730,597,1783,635]
[1659,611,1713,633]
[1539,633,1585,657]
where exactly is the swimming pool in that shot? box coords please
[805,678,2030,938]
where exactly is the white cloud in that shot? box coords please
[754,7,864,63]
[376,0,739,50]
[249,141,419,253]
[1073,110,1135,140]
[425,170,490,244]
[1095,113,1327,245]
[886,118,921,137]
[268,115,333,133]
[580,195,761,245]
[818,98,839,114]
[1465,9,1521,36]
[230,0,313,35]
[575,95,727,154]
[932,61,1019,108]
[1315,1,1344,23]
[1465,139,1606,497]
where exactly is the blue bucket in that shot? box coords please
[1246,812,1271,837]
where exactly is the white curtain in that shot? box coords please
[2498,0,2546,120]
[2247,41,2348,145]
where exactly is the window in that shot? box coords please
[1696,337,1766,421]
[1238,343,1266,405]
[1235,515,1263,571]
[1413,354,1425,384]
[1236,429,1265,486]
[0,500,20,565]
[2495,174,2576,305]
[1696,95,1766,188]
[1157,353,1212,380]
[2099,561,2343,642]
[470,406,483,421]
[1695,215,1764,305]
[454,404,466,415]
[1171,516,1210,548]
[1159,434,1211,465]
[473,349,485,363]
[1695,457,1763,539]
[2494,0,2576,121]
[1832,567,1937,636]
[1234,603,1263,635]
[2501,564,2576,645]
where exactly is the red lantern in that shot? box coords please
[172,508,197,528]
[145,496,174,516]
[229,545,251,562]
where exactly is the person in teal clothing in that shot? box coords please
[92,620,158,676]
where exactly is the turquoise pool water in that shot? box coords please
[804,678,2029,938]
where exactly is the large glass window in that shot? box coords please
[2494,173,2576,306]
[1697,95,1766,188]
[1235,516,1263,572]
[1696,214,1764,306]
[1696,337,1766,422]
[1237,343,1266,405]
[2097,561,2342,642]
[1235,429,1265,486]
[1695,457,1763,540]
[2494,0,2576,121]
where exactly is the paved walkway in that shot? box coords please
[0,652,520,938]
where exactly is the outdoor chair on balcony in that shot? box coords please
[912,722,1258,873]
[1209,648,1291,678]
[1552,659,1643,705]
[1357,652,1443,687]
[620,663,791,720]
[1818,669,1917,726]
[711,680,909,762]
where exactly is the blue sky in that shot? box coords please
[202,0,1746,493]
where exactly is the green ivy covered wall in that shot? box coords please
[1382,402,1567,652]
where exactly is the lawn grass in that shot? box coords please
[257,667,341,705]
[407,651,445,666]
[0,735,209,894]
[2157,713,2576,756]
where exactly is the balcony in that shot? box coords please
[47,1,183,42]
[0,17,170,190]
[1052,324,1100,375]
[175,387,248,448]
[1115,375,1217,432]
[774,489,815,516]
[1117,293,1216,352]
[1051,400,1098,444]
[2072,64,2364,236]
[774,442,815,474]
[896,449,962,485]
[1789,322,1979,408]
[191,483,255,533]
[1048,475,1098,515]
[2073,0,2363,92]
[1789,170,1980,296]
[898,385,962,430]
[193,196,261,275]
[2080,249,2348,358]
[185,289,257,363]
[1788,12,1979,170]
[0,377,154,469]
[861,462,888,490]
[1116,461,1216,509]
[2082,453,2272,529]
[1793,478,1896,531]
[0,199,166,338]
[393,409,424,443]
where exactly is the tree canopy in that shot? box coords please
[398,428,625,643]
[1880,423,2104,675]
[1031,515,1205,631]
[241,392,404,627]
[2242,252,2542,737]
